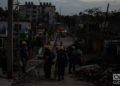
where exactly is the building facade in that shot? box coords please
[0,21,31,49]
[19,2,56,24]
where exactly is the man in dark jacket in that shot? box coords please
[56,48,67,81]
[43,48,55,79]
[68,46,75,74]
[68,46,82,73]
[20,41,28,73]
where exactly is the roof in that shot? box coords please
[19,4,55,8]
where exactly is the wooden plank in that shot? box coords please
[26,60,44,73]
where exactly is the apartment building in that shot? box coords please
[19,2,56,24]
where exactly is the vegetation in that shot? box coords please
[55,7,120,39]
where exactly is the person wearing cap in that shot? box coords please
[43,46,55,79]
[20,41,28,73]
[44,41,52,50]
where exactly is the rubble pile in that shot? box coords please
[75,64,120,86]
[75,64,101,81]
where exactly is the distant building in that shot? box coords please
[0,21,31,72]
[0,21,31,49]
[19,2,56,24]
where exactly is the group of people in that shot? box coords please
[43,41,82,81]
[43,41,67,80]
[19,39,82,81]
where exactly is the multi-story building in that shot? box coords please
[0,21,31,71]
[0,21,31,48]
[19,2,56,24]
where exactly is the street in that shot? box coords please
[10,36,95,86]
[0,1,120,86]
[14,74,95,86]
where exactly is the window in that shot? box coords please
[0,24,7,37]
[26,14,30,18]
[32,15,36,18]
[14,24,21,32]
[33,6,37,9]
[33,11,37,13]
[27,6,31,9]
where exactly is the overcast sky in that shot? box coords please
[0,0,120,15]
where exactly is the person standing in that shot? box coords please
[67,46,75,74]
[43,47,55,79]
[56,47,68,81]
[35,33,44,54]
[68,46,82,73]
[20,41,28,73]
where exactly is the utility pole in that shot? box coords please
[104,3,110,39]
[7,0,13,78]
[105,3,109,29]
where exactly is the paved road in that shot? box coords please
[23,79,95,86]
[12,36,95,86]
[60,37,74,47]
[11,63,96,86]
[51,36,74,48]
[16,73,96,86]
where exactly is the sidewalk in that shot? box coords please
[51,36,74,47]
[12,72,96,86]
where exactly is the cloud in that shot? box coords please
[17,0,120,15]
[80,0,120,3]
[0,0,120,15]
[80,0,113,2]
[55,0,68,3]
